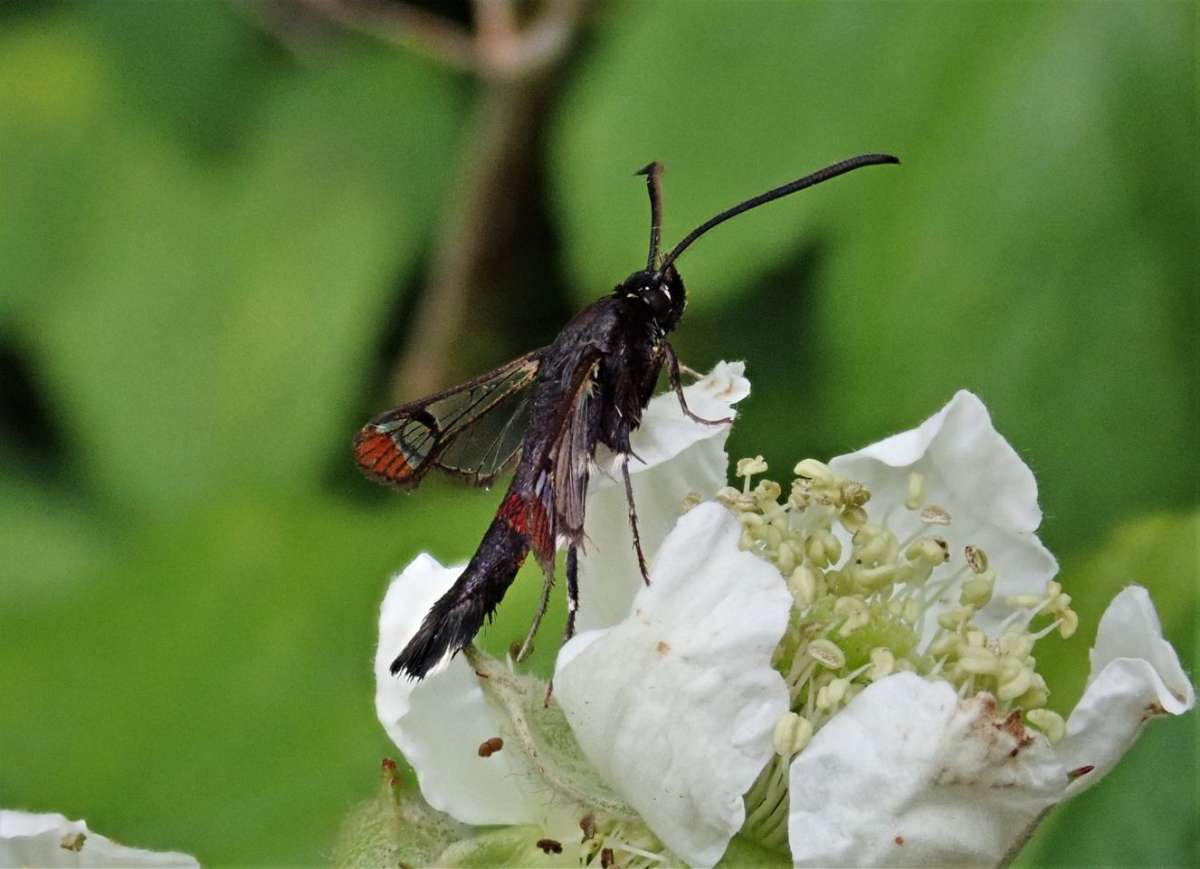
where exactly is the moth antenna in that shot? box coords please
[657,153,900,272]
[636,161,665,270]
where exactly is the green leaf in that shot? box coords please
[0,477,110,600]
[1,12,466,509]
[0,485,501,864]
[1037,512,1197,715]
[552,2,1003,308]
[552,2,1197,554]
[82,0,276,154]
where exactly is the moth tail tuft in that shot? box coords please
[389,516,530,680]
[390,589,488,680]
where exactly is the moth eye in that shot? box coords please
[642,286,671,318]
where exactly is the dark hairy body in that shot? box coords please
[354,155,899,679]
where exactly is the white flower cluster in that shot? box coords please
[371,364,1193,867]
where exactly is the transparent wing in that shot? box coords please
[434,384,533,485]
[353,352,540,488]
[550,363,597,546]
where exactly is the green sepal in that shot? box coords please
[434,826,578,868]
[334,758,469,868]
[718,832,792,868]
[466,647,637,821]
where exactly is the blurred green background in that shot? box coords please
[0,0,1194,865]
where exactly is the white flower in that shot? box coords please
[774,391,1194,866]
[554,502,791,867]
[786,586,1194,867]
[373,382,1194,868]
[828,390,1058,641]
[374,554,548,825]
[374,362,753,835]
[0,811,197,867]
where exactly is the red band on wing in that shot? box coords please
[527,499,554,565]
[498,492,554,565]
[497,492,528,534]
[354,429,416,484]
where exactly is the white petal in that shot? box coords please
[0,811,197,867]
[577,361,750,632]
[788,673,1065,867]
[1058,586,1195,796]
[555,502,791,868]
[830,391,1058,640]
[374,554,542,825]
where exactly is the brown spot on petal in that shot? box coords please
[894,835,905,846]
[1068,764,1095,781]
[60,832,86,852]
[601,847,615,867]
[1141,702,1166,721]
[580,814,595,841]
[536,838,563,855]
[656,641,671,655]
[478,737,504,757]
[942,694,1041,787]
[997,709,1034,757]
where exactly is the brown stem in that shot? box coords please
[389,0,585,399]
[388,78,551,400]
[272,0,587,399]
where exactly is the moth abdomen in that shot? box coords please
[390,512,531,679]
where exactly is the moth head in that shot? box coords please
[617,265,686,332]
[629,154,899,331]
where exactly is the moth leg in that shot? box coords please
[564,544,581,643]
[544,546,581,707]
[664,341,732,426]
[622,455,652,586]
[515,563,555,664]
